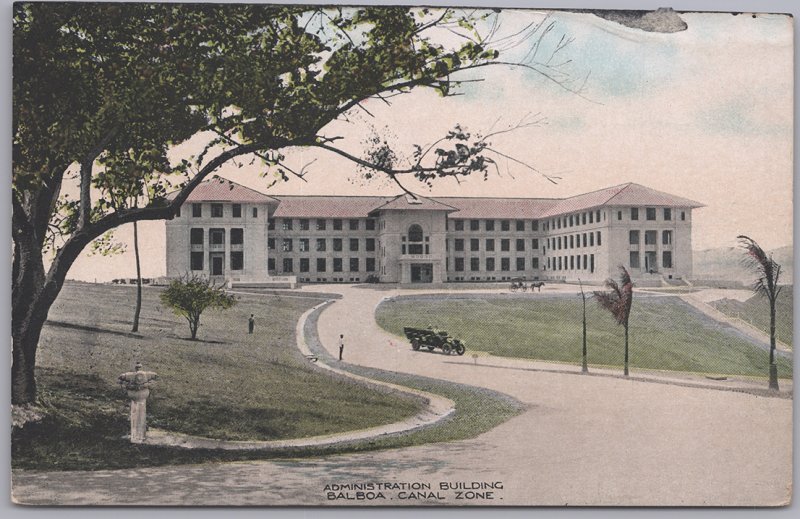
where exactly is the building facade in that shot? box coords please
[166,178,702,285]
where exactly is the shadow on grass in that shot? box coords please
[45,320,143,340]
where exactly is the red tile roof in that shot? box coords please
[435,197,559,219]
[539,183,703,217]
[272,196,392,218]
[369,194,459,214]
[168,177,279,203]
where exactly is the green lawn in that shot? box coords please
[376,295,793,379]
[14,282,425,469]
[711,288,793,348]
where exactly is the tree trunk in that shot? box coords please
[132,221,142,333]
[581,294,588,374]
[623,324,629,376]
[768,296,779,390]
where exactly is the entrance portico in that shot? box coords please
[398,256,445,283]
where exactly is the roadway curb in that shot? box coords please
[143,299,456,451]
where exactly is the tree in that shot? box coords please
[131,222,143,333]
[13,4,583,404]
[594,266,634,376]
[578,279,588,373]
[160,275,237,340]
[738,235,782,390]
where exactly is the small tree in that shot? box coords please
[160,275,237,340]
[594,266,634,376]
[578,279,588,373]
[738,235,782,390]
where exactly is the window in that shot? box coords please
[350,238,359,252]
[582,213,587,225]
[282,258,293,272]
[589,233,594,246]
[349,219,359,231]
[631,208,639,220]
[532,257,539,269]
[645,230,657,245]
[190,251,203,270]
[299,219,309,231]
[470,258,480,271]
[486,258,495,271]
[268,258,275,271]
[646,207,656,221]
[629,230,640,245]
[366,219,376,230]
[516,239,525,251]
[470,239,480,251]
[408,225,424,254]
[596,231,602,246]
[231,228,243,245]
[501,258,510,271]
[664,208,672,221]
[485,220,495,231]
[576,256,581,269]
[282,238,293,252]
[455,239,464,252]
[455,257,465,271]
[630,252,640,268]
[333,258,343,272]
[663,251,673,268]
[570,256,575,270]
[531,238,539,249]
[501,239,510,252]
[618,211,622,220]
[268,218,275,230]
[333,238,342,251]
[192,203,202,217]
[300,258,310,272]
[516,220,525,231]
[470,220,480,231]
[596,210,601,221]
[485,239,495,252]
[231,251,244,270]
[681,211,686,221]
[366,238,375,251]
[299,238,309,252]
[366,258,376,272]
[232,204,242,218]
[350,258,359,272]
[209,229,225,245]
[317,219,327,230]
[252,207,258,218]
[569,215,574,227]
[268,238,275,250]
[516,257,525,271]
[211,204,223,217]
[282,219,293,231]
[557,219,561,230]
[532,220,539,231]
[317,258,326,272]
[569,235,574,249]
[455,220,464,231]
[589,212,594,224]
[316,238,326,252]
[333,219,342,230]
[190,228,203,245]
[557,237,562,250]
[662,230,673,245]
[501,220,510,231]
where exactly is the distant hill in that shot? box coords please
[693,245,793,284]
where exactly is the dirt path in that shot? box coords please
[12,285,792,506]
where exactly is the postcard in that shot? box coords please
[10,2,793,506]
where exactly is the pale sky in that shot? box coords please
[65,9,794,281]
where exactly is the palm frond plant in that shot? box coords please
[594,266,634,376]
[738,235,782,390]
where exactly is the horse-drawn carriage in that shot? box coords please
[403,327,466,355]
[509,278,545,292]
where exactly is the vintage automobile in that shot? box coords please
[403,327,466,355]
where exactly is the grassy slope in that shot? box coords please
[376,295,793,379]
[711,289,793,348]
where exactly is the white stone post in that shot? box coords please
[118,362,158,444]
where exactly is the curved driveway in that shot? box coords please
[12,285,792,506]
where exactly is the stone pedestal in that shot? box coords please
[118,363,157,444]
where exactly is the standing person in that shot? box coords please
[338,334,344,360]
[248,314,255,334]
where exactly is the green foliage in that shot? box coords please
[159,275,236,339]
